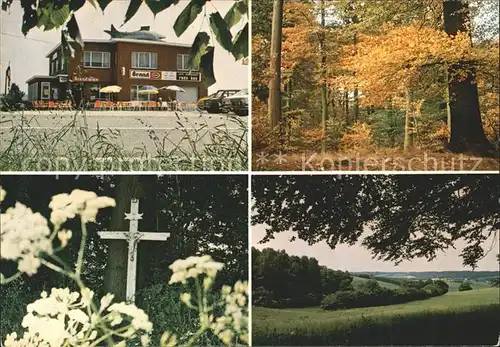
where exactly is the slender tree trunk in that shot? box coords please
[404,88,414,152]
[268,0,284,129]
[320,0,328,151]
[103,176,143,302]
[344,91,349,123]
[443,0,495,156]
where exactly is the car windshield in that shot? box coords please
[233,89,248,96]
[214,91,225,98]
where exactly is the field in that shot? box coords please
[252,288,500,345]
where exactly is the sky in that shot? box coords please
[0,0,248,94]
[252,224,499,272]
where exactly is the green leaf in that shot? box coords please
[124,0,143,24]
[21,0,38,35]
[67,14,83,47]
[231,23,248,60]
[224,1,247,28]
[209,12,233,52]
[69,0,85,11]
[50,4,70,28]
[173,0,206,37]
[97,0,112,11]
[145,0,179,15]
[188,32,210,70]
[200,46,216,88]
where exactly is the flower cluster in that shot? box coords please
[211,280,249,345]
[169,255,224,284]
[0,202,52,276]
[49,190,115,226]
[4,289,153,347]
[0,186,6,202]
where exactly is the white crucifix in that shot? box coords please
[98,198,170,302]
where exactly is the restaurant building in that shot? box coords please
[26,27,208,105]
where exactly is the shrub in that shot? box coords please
[459,282,473,291]
[340,122,374,151]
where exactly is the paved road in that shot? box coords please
[0,110,248,159]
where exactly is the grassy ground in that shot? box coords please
[252,149,500,171]
[446,280,492,292]
[252,288,500,345]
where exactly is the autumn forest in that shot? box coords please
[252,0,499,170]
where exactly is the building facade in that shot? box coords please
[26,32,208,105]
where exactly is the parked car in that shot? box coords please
[197,89,239,113]
[225,89,249,116]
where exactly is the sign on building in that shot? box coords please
[130,69,201,82]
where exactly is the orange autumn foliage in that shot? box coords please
[338,24,475,106]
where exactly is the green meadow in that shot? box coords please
[253,288,500,346]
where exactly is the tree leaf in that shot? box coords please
[188,32,210,70]
[145,0,179,16]
[173,0,206,37]
[124,0,143,25]
[231,22,248,60]
[97,0,112,11]
[209,12,233,52]
[50,4,70,28]
[69,0,85,11]
[67,14,83,47]
[224,1,247,28]
[20,0,38,35]
[200,46,216,87]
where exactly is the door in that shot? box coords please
[176,87,198,103]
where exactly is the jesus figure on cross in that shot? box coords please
[98,198,170,302]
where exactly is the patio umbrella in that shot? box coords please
[160,85,186,92]
[100,85,122,93]
[138,85,159,94]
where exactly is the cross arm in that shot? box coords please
[98,231,129,240]
[138,232,171,241]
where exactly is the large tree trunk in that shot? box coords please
[103,176,143,302]
[268,0,284,128]
[443,0,495,156]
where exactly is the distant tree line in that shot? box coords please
[321,278,449,310]
[252,248,353,308]
[253,247,451,310]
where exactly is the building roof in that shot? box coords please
[26,74,67,84]
[45,38,191,58]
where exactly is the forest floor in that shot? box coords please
[252,148,500,171]
[252,288,500,345]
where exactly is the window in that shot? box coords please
[177,54,195,71]
[41,82,51,100]
[84,51,111,68]
[130,85,153,101]
[132,52,158,69]
[28,83,39,101]
[89,84,102,101]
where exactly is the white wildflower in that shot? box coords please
[49,190,115,226]
[57,230,72,248]
[0,186,6,202]
[168,255,223,284]
[107,302,153,332]
[1,203,52,276]
[180,293,191,306]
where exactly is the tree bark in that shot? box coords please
[443,0,495,156]
[103,176,143,302]
[268,0,284,129]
